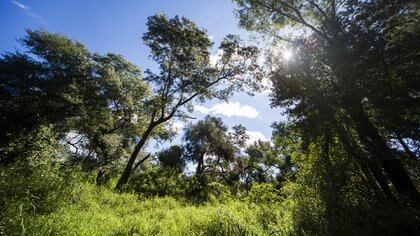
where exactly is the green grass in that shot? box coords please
[16,183,294,236]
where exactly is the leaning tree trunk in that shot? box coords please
[397,134,418,160]
[115,125,155,190]
[328,109,399,206]
[320,134,341,220]
[347,100,420,206]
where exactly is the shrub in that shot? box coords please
[0,127,72,235]
[246,183,283,204]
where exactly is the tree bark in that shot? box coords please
[115,107,178,190]
[347,101,420,206]
[115,124,155,190]
[397,135,418,160]
[320,134,340,220]
[195,153,205,176]
[96,169,106,185]
[330,113,399,206]
[93,135,110,186]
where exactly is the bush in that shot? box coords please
[0,127,73,235]
[246,183,283,204]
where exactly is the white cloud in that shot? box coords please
[209,49,223,66]
[12,0,28,9]
[194,102,259,118]
[11,0,48,25]
[194,105,211,115]
[26,12,48,25]
[172,121,185,132]
[246,131,268,146]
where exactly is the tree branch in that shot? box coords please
[132,153,151,173]
[308,0,328,19]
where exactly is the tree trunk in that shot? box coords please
[397,135,418,160]
[93,136,109,186]
[96,169,106,186]
[115,125,155,190]
[195,153,205,176]
[347,101,420,206]
[322,104,398,205]
[320,134,340,220]
[366,158,400,206]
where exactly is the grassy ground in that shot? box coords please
[12,184,294,236]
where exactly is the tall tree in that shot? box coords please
[115,13,262,189]
[0,31,158,184]
[234,0,420,205]
[0,30,93,164]
[184,116,236,179]
[157,145,186,195]
[66,53,152,185]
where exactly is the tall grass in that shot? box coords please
[17,183,293,236]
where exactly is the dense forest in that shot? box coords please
[1,0,419,235]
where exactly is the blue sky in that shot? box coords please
[1,0,285,148]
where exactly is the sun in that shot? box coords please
[283,49,293,60]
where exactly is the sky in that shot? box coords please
[0,0,286,149]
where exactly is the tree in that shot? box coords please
[0,30,93,164]
[66,53,153,185]
[0,30,91,152]
[115,13,262,189]
[157,145,186,195]
[0,31,160,186]
[242,141,280,185]
[158,145,185,172]
[184,116,236,179]
[234,0,420,205]
[231,124,249,148]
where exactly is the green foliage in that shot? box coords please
[247,183,282,204]
[0,29,155,180]
[0,126,71,235]
[235,0,420,210]
[203,182,233,203]
[157,145,185,171]
[0,118,417,235]
[280,139,420,235]
[242,140,287,186]
[0,126,291,235]
[184,116,236,166]
[115,13,263,189]
[128,165,187,198]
